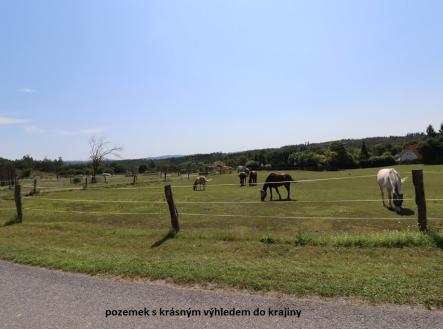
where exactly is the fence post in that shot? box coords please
[133,174,137,184]
[164,171,167,181]
[83,177,88,189]
[164,184,179,233]
[412,170,427,231]
[14,184,23,223]
[32,178,38,195]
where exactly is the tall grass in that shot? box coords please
[292,230,443,248]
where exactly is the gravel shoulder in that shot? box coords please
[0,260,441,329]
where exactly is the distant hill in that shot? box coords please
[145,155,185,160]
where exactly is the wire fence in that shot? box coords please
[5,207,442,221]
[2,172,443,223]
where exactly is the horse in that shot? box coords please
[260,173,294,201]
[239,172,247,187]
[376,168,407,213]
[102,172,112,183]
[248,171,257,186]
[193,176,208,191]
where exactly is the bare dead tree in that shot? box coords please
[89,136,122,183]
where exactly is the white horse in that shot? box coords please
[102,172,112,183]
[377,168,407,213]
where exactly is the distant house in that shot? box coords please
[398,145,421,162]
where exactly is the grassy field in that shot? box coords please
[1,164,442,307]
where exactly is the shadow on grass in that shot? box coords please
[1,218,19,227]
[397,208,415,216]
[151,229,178,248]
[386,206,415,216]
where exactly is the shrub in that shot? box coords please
[359,155,396,168]
[22,168,32,177]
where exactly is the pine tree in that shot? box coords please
[360,141,369,160]
[426,124,437,137]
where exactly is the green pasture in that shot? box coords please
[0,164,442,307]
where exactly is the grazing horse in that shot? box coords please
[193,176,208,191]
[239,172,247,187]
[260,173,294,201]
[377,168,407,213]
[248,171,257,186]
[102,172,112,183]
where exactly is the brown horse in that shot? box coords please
[260,173,294,201]
[239,172,247,186]
[193,176,208,190]
[248,171,257,186]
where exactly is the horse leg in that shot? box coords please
[388,192,393,209]
[285,184,291,200]
[270,188,273,201]
[275,187,282,200]
[380,187,385,207]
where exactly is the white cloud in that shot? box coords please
[58,127,105,136]
[24,125,45,134]
[18,87,35,93]
[0,116,28,125]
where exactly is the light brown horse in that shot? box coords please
[248,171,257,186]
[193,176,208,191]
[239,172,247,187]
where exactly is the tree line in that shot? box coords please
[1,122,442,177]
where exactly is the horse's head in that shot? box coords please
[260,189,266,201]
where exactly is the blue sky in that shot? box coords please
[1,0,442,160]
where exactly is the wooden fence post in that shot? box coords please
[164,184,179,233]
[133,174,137,184]
[84,177,88,189]
[32,178,38,195]
[164,171,167,181]
[412,170,427,231]
[14,184,23,223]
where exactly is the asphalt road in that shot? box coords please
[0,260,441,329]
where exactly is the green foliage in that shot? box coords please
[327,142,357,169]
[289,151,326,170]
[359,155,396,168]
[245,160,259,170]
[418,136,443,164]
[72,177,82,184]
[359,141,369,160]
[426,124,437,137]
[22,168,32,177]
[138,164,148,174]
